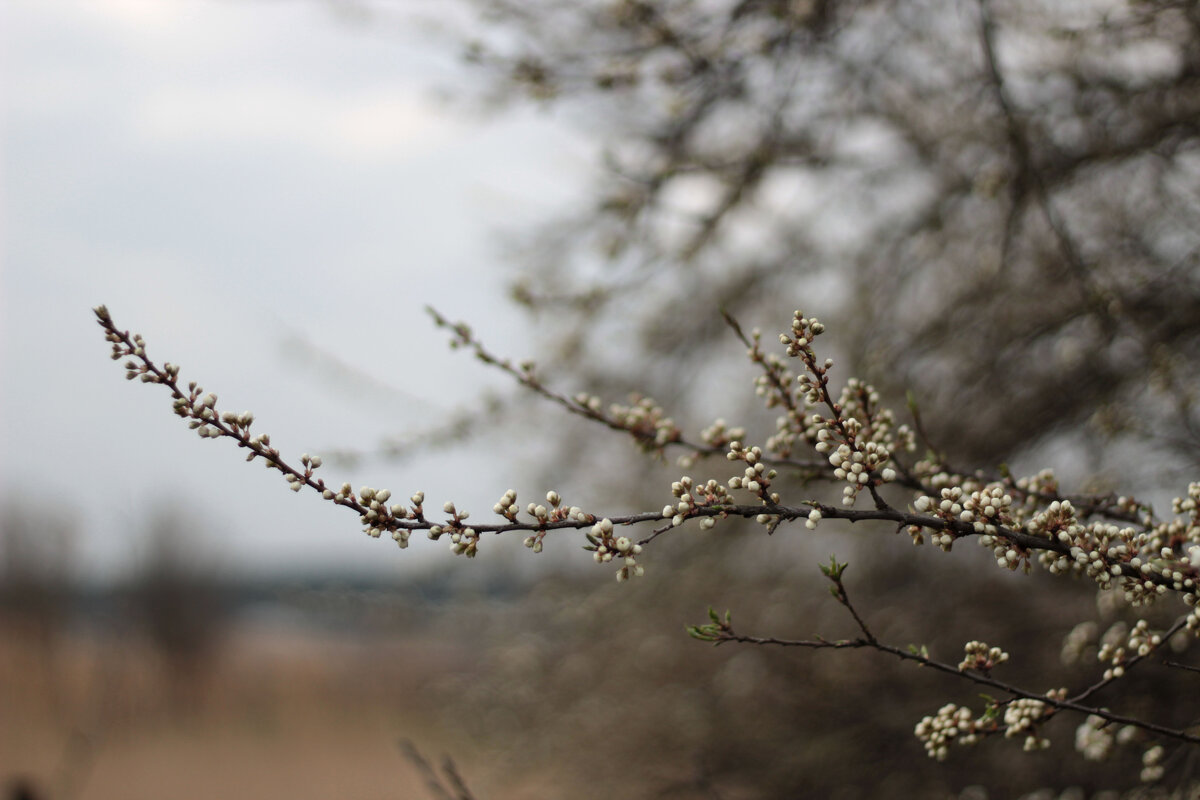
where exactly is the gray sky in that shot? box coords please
[1,0,591,580]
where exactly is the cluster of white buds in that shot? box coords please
[796,367,831,407]
[726,442,779,505]
[1056,520,1127,590]
[1059,620,1098,666]
[1097,619,1161,679]
[1047,510,1200,605]
[798,378,909,508]
[219,409,255,430]
[113,332,151,377]
[753,313,821,455]
[753,355,791,405]
[323,483,417,548]
[779,309,826,356]
[1184,593,1200,633]
[1128,548,1197,604]
[1012,468,1060,499]
[957,641,1009,674]
[1075,715,1121,761]
[914,487,966,551]
[1141,744,1166,782]
[833,378,914,454]
[914,704,984,761]
[178,391,220,437]
[764,404,810,457]
[441,501,467,546]
[1003,690,1063,751]
[425,500,478,556]
[245,431,270,452]
[574,392,604,414]
[447,529,478,556]
[1014,500,1085,573]
[284,453,323,493]
[823,437,896,507]
[526,494,553,523]
[494,489,519,520]
[699,418,746,449]
[520,491,591,553]
[1171,481,1200,519]
[583,518,645,581]
[665,476,732,530]
[960,484,1014,534]
[349,486,402,545]
[1142,743,1161,782]
[1026,499,1081,540]
[1126,619,1162,658]
[607,394,681,449]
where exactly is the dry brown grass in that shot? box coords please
[0,620,474,800]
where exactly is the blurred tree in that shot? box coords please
[122,505,229,715]
[456,0,1200,482]
[0,502,74,645]
[0,502,75,720]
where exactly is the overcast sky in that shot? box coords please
[1,0,593,580]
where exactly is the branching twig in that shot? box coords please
[690,561,1200,746]
[94,303,1198,589]
[429,306,828,475]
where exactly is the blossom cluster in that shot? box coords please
[665,475,734,530]
[916,689,1064,761]
[957,641,1009,674]
[914,704,985,761]
[583,516,645,582]
[1002,691,1063,752]
[1097,619,1163,681]
[770,311,913,507]
[574,392,682,452]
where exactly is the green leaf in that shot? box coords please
[907,644,930,659]
[686,624,722,644]
[820,554,847,580]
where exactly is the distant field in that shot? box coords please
[0,621,478,800]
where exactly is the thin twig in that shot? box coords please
[702,572,1200,746]
[398,740,454,800]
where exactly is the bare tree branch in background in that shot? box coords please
[454,0,1200,478]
